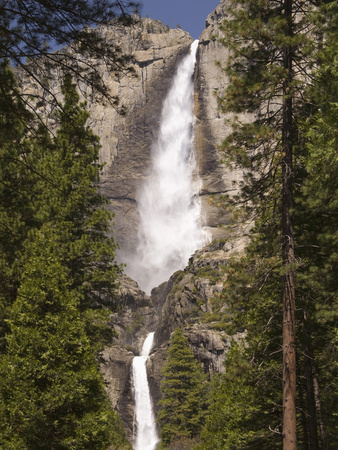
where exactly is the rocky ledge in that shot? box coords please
[101,236,248,441]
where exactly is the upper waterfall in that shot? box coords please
[124,40,210,294]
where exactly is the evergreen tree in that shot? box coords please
[33,75,121,315]
[0,0,139,112]
[0,227,129,449]
[201,2,338,449]
[201,242,284,449]
[216,1,318,446]
[295,2,338,446]
[158,328,207,448]
[0,71,128,446]
[51,75,121,346]
[0,61,36,350]
[0,73,121,351]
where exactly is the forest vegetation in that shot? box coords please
[0,0,337,449]
[0,0,138,448]
[159,1,338,449]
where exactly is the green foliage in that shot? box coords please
[217,0,314,219]
[43,75,120,310]
[201,343,283,450]
[201,250,284,449]
[0,229,127,449]
[15,75,122,349]
[201,1,338,448]
[203,0,337,449]
[0,69,127,446]
[294,3,338,444]
[0,0,139,114]
[0,61,37,349]
[158,328,208,448]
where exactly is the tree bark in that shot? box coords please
[282,1,297,448]
[303,309,319,450]
[313,370,328,450]
[299,384,310,450]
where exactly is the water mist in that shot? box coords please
[125,40,209,294]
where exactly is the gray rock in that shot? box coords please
[19,2,253,445]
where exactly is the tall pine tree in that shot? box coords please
[0,227,129,449]
[217,1,318,446]
[158,328,207,448]
[295,2,338,446]
[0,72,128,446]
[0,61,36,350]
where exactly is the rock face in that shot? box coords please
[194,0,248,242]
[18,2,243,256]
[101,238,248,444]
[18,17,194,261]
[147,237,247,413]
[101,275,159,442]
[89,20,194,260]
[20,1,250,445]
[97,2,250,443]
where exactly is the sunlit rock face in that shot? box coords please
[194,0,242,241]
[97,5,246,273]
[18,16,194,263]
[18,5,245,268]
[89,19,194,260]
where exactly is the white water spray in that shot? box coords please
[126,40,209,294]
[132,333,159,450]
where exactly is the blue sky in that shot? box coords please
[139,0,221,39]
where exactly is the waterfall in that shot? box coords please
[132,333,159,450]
[125,40,210,294]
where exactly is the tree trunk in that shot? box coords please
[303,309,319,450]
[282,1,297,448]
[299,383,310,450]
[313,370,328,450]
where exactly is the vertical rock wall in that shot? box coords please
[18,2,250,444]
[88,20,194,260]
[194,0,243,240]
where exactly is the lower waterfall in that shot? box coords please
[132,333,159,450]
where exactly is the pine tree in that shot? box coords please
[157,328,207,448]
[203,2,338,448]
[217,1,318,446]
[0,71,129,446]
[28,75,122,347]
[0,61,36,350]
[0,227,129,449]
[200,244,284,449]
[295,2,338,446]
[1,0,139,113]
[0,73,121,351]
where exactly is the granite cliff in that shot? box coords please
[20,0,248,444]
[18,0,237,257]
[96,1,248,442]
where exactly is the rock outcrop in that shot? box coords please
[100,274,159,441]
[102,237,247,436]
[89,20,194,260]
[18,17,194,261]
[18,2,246,257]
[195,0,240,241]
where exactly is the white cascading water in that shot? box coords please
[132,332,159,450]
[125,40,210,294]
